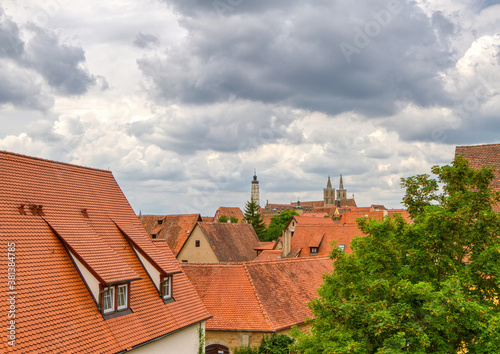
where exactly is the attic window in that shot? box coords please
[103,287,115,314]
[151,233,157,239]
[158,219,163,225]
[195,240,200,247]
[161,275,174,303]
[338,244,345,252]
[310,247,318,255]
[101,283,131,317]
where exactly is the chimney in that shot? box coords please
[282,228,291,257]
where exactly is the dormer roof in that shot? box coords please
[0,151,209,352]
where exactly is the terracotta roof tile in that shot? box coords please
[140,214,202,254]
[293,215,335,225]
[340,210,385,224]
[197,222,260,262]
[252,250,284,262]
[0,151,209,353]
[214,207,245,222]
[456,143,500,195]
[291,224,363,256]
[182,257,332,332]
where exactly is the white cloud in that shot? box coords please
[0,0,498,216]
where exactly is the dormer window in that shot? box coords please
[161,275,173,303]
[158,219,163,225]
[101,283,131,317]
[103,287,115,314]
[310,247,318,255]
[117,284,128,310]
[338,244,345,252]
[151,233,157,239]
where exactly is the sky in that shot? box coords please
[0,0,499,216]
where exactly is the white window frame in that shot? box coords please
[103,287,115,314]
[162,276,172,300]
[338,244,346,252]
[117,284,128,310]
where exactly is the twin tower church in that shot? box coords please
[251,170,355,214]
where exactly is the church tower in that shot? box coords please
[251,169,260,206]
[323,176,336,207]
[336,174,347,200]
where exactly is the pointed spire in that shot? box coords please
[326,176,332,189]
[253,169,258,182]
[339,174,344,189]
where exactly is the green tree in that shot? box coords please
[292,156,500,353]
[218,215,229,223]
[234,334,294,354]
[244,200,267,240]
[258,334,294,353]
[263,209,299,242]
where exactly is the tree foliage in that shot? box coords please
[262,209,299,242]
[292,156,500,353]
[234,334,294,354]
[218,215,229,223]
[244,200,267,240]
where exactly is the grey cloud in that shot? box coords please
[133,32,159,48]
[0,65,53,110]
[127,103,303,154]
[0,8,24,58]
[23,26,96,95]
[0,9,98,110]
[142,0,455,117]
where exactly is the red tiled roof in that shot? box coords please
[291,224,363,256]
[197,222,260,262]
[340,210,385,224]
[456,143,500,212]
[252,250,283,262]
[262,214,273,227]
[140,214,202,255]
[387,209,412,223]
[293,215,334,225]
[214,207,245,222]
[0,151,209,353]
[255,241,277,251]
[340,199,357,207]
[182,257,333,332]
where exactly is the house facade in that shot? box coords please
[0,151,210,353]
[177,222,260,263]
[182,257,333,353]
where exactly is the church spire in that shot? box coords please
[251,169,260,206]
[339,174,344,189]
[327,176,332,188]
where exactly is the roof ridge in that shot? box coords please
[242,263,276,332]
[457,143,500,148]
[0,150,111,173]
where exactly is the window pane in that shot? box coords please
[104,287,114,314]
[163,277,171,299]
[117,285,127,310]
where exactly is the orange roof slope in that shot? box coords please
[140,214,202,254]
[198,222,260,262]
[456,144,500,208]
[0,151,209,353]
[293,215,335,225]
[291,224,363,256]
[340,210,385,224]
[182,257,332,332]
[214,207,245,222]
